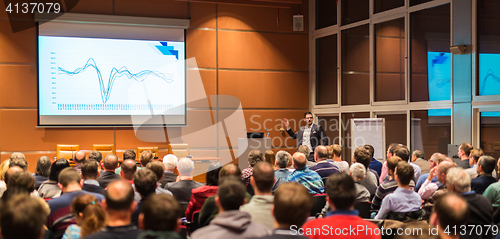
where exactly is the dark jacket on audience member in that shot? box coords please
[137,231,183,239]
[97,171,121,189]
[82,182,106,196]
[471,174,497,195]
[34,174,48,190]
[461,192,494,239]
[166,180,203,203]
[160,171,177,188]
[84,224,142,239]
[369,158,383,176]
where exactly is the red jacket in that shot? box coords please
[185,185,218,221]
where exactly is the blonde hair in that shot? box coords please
[264,150,275,167]
[0,160,10,181]
[71,194,107,238]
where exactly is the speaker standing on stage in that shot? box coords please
[283,112,328,162]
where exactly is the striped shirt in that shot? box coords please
[309,161,341,185]
[286,166,324,194]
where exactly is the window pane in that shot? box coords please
[410,0,434,6]
[375,18,405,102]
[410,4,451,102]
[342,24,370,105]
[378,114,407,155]
[341,0,369,25]
[375,0,404,14]
[318,115,340,145]
[477,0,500,96]
[341,112,370,163]
[316,35,338,105]
[316,0,337,29]
[410,110,451,157]
[480,112,500,159]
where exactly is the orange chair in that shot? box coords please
[56,144,80,161]
[92,144,116,157]
[137,147,159,159]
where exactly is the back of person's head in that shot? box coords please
[264,150,276,167]
[276,150,291,169]
[395,161,414,186]
[252,162,275,193]
[146,161,165,182]
[35,156,51,177]
[292,152,307,168]
[0,160,10,181]
[349,162,366,181]
[58,168,81,188]
[4,166,22,186]
[105,180,135,211]
[314,145,329,161]
[388,143,400,155]
[437,161,457,178]
[3,171,36,201]
[206,161,222,186]
[162,154,178,171]
[432,193,469,236]
[140,150,154,167]
[0,194,49,239]
[297,145,310,156]
[219,164,242,179]
[478,155,496,174]
[103,154,119,170]
[140,194,181,231]
[394,145,410,162]
[82,160,100,180]
[123,150,136,161]
[134,168,157,197]
[248,150,263,167]
[325,173,356,210]
[364,145,375,158]
[217,176,246,211]
[387,156,403,173]
[460,143,473,157]
[49,158,70,182]
[331,144,342,158]
[74,151,86,164]
[71,193,107,238]
[121,159,137,180]
[273,182,312,228]
[412,150,425,160]
[9,157,28,171]
[177,157,194,177]
[9,152,25,161]
[88,151,103,163]
[469,149,484,163]
[446,167,471,193]
[353,146,371,169]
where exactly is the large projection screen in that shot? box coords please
[37,17,186,126]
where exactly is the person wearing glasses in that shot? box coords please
[283,112,328,162]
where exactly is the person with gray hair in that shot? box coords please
[446,167,493,239]
[271,150,291,192]
[350,163,370,203]
[411,150,429,174]
[166,157,203,205]
[34,156,51,189]
[160,154,178,188]
[470,155,497,194]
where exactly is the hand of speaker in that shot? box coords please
[283,118,289,129]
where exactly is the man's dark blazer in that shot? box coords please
[82,183,106,196]
[159,171,177,188]
[286,123,328,153]
[97,171,121,189]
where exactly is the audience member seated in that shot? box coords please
[81,160,105,196]
[446,167,493,239]
[242,150,264,186]
[255,182,311,239]
[457,143,473,169]
[349,163,371,203]
[303,173,381,239]
[132,168,158,226]
[286,152,324,194]
[379,143,400,184]
[367,145,382,176]
[160,154,178,188]
[352,146,378,196]
[264,150,276,170]
[2,170,37,201]
[185,161,221,222]
[191,176,271,239]
[470,155,497,194]
[415,153,446,192]
[272,150,292,192]
[429,193,469,239]
[137,193,182,239]
[411,150,430,174]
[371,156,404,210]
[483,181,500,208]
[9,152,28,170]
[39,158,70,199]
[98,154,121,189]
[1,194,49,239]
[115,149,137,174]
[85,180,142,239]
[309,146,340,185]
[88,151,103,171]
[418,160,455,201]
[327,144,349,173]
[0,160,10,196]
[394,145,421,184]
[62,193,107,239]
[374,162,421,219]
[73,151,86,173]
[465,148,484,178]
[34,156,51,190]
[3,165,23,195]
[146,161,173,195]
[298,145,316,168]
[139,150,154,168]
[166,157,202,204]
[46,168,104,239]
[241,162,275,230]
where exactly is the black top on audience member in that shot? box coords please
[49,158,70,182]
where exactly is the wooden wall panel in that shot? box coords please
[190,2,216,29]
[0,20,36,64]
[218,31,308,71]
[0,65,37,108]
[116,127,171,149]
[218,71,308,108]
[186,29,216,68]
[114,0,189,18]
[187,69,216,108]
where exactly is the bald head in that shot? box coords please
[120,159,137,180]
[252,162,275,193]
[103,154,119,170]
[105,180,135,211]
[5,166,23,184]
[432,193,469,235]
[437,161,456,184]
[292,152,307,169]
[219,164,242,179]
[314,146,329,162]
[74,151,86,163]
